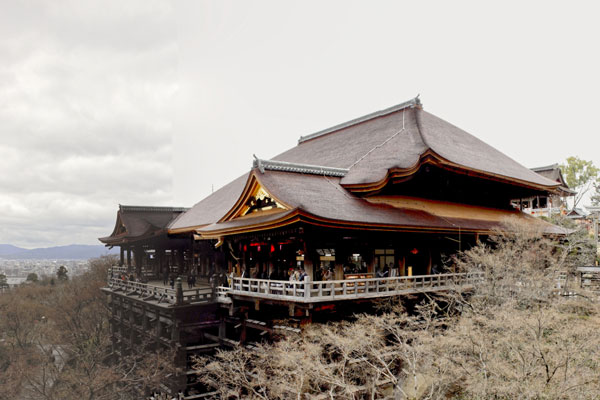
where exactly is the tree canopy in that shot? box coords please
[560,156,599,209]
[56,266,68,281]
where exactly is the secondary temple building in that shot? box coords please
[100,96,566,395]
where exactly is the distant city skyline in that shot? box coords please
[1,1,599,248]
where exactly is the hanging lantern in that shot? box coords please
[270,244,275,253]
[411,248,419,255]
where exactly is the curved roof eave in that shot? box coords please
[341,149,562,194]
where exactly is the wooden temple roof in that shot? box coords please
[168,97,565,237]
[194,170,566,238]
[168,173,250,234]
[274,97,559,191]
[100,205,189,245]
[531,164,575,196]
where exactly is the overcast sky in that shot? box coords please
[1,1,599,248]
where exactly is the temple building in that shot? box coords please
[100,96,565,396]
[517,164,574,217]
[167,96,563,279]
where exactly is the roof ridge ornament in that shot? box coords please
[252,157,348,177]
[298,95,422,144]
[253,154,265,173]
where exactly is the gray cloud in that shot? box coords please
[0,0,177,248]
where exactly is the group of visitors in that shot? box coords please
[235,266,311,282]
[116,272,147,283]
[316,266,334,281]
[160,270,200,289]
[287,267,308,282]
[186,274,197,288]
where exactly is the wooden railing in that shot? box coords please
[106,277,213,305]
[222,272,483,303]
[216,286,232,304]
[110,265,128,275]
[109,265,155,280]
[181,286,214,303]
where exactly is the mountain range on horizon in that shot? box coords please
[0,244,119,260]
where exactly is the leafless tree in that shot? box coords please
[193,218,600,399]
[0,255,175,400]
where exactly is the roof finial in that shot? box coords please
[414,94,422,108]
[253,154,265,173]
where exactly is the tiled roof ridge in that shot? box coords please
[531,163,559,172]
[119,205,189,213]
[252,156,348,177]
[297,96,422,144]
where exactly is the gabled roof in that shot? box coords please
[531,164,574,196]
[273,98,560,192]
[168,173,250,233]
[100,205,188,245]
[568,207,589,219]
[196,169,567,237]
[169,97,563,236]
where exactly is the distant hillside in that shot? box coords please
[0,244,119,260]
[0,244,27,256]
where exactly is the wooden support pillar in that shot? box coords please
[239,314,247,345]
[134,246,142,278]
[141,306,148,331]
[155,316,162,348]
[334,246,345,280]
[170,249,176,273]
[120,247,124,266]
[156,246,164,275]
[240,248,247,278]
[366,250,375,274]
[129,302,135,347]
[126,248,132,272]
[178,248,185,274]
[218,316,226,343]
[399,256,406,277]
[191,235,196,275]
[117,297,125,349]
[110,297,118,352]
[302,239,315,280]
[171,320,180,342]
[426,250,432,275]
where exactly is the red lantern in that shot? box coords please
[270,244,275,253]
[410,248,419,255]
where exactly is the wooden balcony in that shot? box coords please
[105,277,214,307]
[217,272,483,304]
